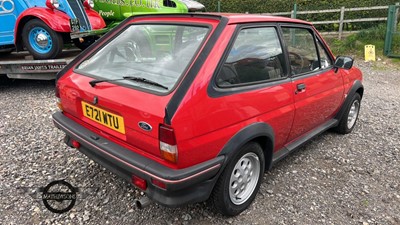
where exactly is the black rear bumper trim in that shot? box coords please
[52,112,224,191]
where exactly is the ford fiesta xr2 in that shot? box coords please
[53,13,363,216]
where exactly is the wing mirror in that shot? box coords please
[334,56,354,72]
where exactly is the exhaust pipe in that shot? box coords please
[135,196,151,209]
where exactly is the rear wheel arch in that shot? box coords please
[218,122,275,172]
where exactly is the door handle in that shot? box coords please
[296,83,306,92]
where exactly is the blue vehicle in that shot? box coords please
[0,0,106,59]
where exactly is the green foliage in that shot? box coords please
[327,23,400,57]
[198,0,399,13]
[199,0,400,59]
[197,0,399,31]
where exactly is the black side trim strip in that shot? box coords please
[164,16,230,125]
[272,118,338,166]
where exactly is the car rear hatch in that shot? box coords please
[57,19,214,161]
[58,74,169,159]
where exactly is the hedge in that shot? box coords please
[197,0,399,30]
[197,0,399,13]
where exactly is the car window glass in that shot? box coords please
[281,27,319,75]
[216,27,285,87]
[317,39,333,69]
[75,24,208,93]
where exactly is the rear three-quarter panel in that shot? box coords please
[171,23,296,168]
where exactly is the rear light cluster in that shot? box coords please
[159,125,178,163]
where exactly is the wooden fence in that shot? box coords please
[260,3,400,39]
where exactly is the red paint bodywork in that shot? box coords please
[56,14,363,170]
[14,7,106,43]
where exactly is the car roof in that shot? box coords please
[207,13,312,25]
[129,13,312,26]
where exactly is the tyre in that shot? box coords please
[211,142,265,216]
[22,19,63,59]
[73,36,98,50]
[335,93,361,134]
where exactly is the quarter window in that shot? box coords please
[216,27,285,87]
[317,39,333,69]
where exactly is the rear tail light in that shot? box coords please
[132,175,147,190]
[159,125,178,163]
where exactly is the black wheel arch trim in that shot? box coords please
[335,80,363,121]
[217,122,275,171]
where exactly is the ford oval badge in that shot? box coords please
[138,122,152,131]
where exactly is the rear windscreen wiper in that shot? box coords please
[89,76,168,90]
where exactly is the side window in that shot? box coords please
[216,27,285,87]
[281,27,319,75]
[317,39,333,69]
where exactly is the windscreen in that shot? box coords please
[76,24,209,93]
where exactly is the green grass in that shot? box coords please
[325,23,400,66]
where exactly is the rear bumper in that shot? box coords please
[52,112,224,207]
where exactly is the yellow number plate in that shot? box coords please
[81,102,125,134]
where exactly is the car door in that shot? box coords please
[211,25,295,151]
[281,26,344,141]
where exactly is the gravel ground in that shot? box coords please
[0,61,399,225]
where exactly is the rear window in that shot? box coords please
[76,24,209,93]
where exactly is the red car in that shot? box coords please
[53,13,363,216]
